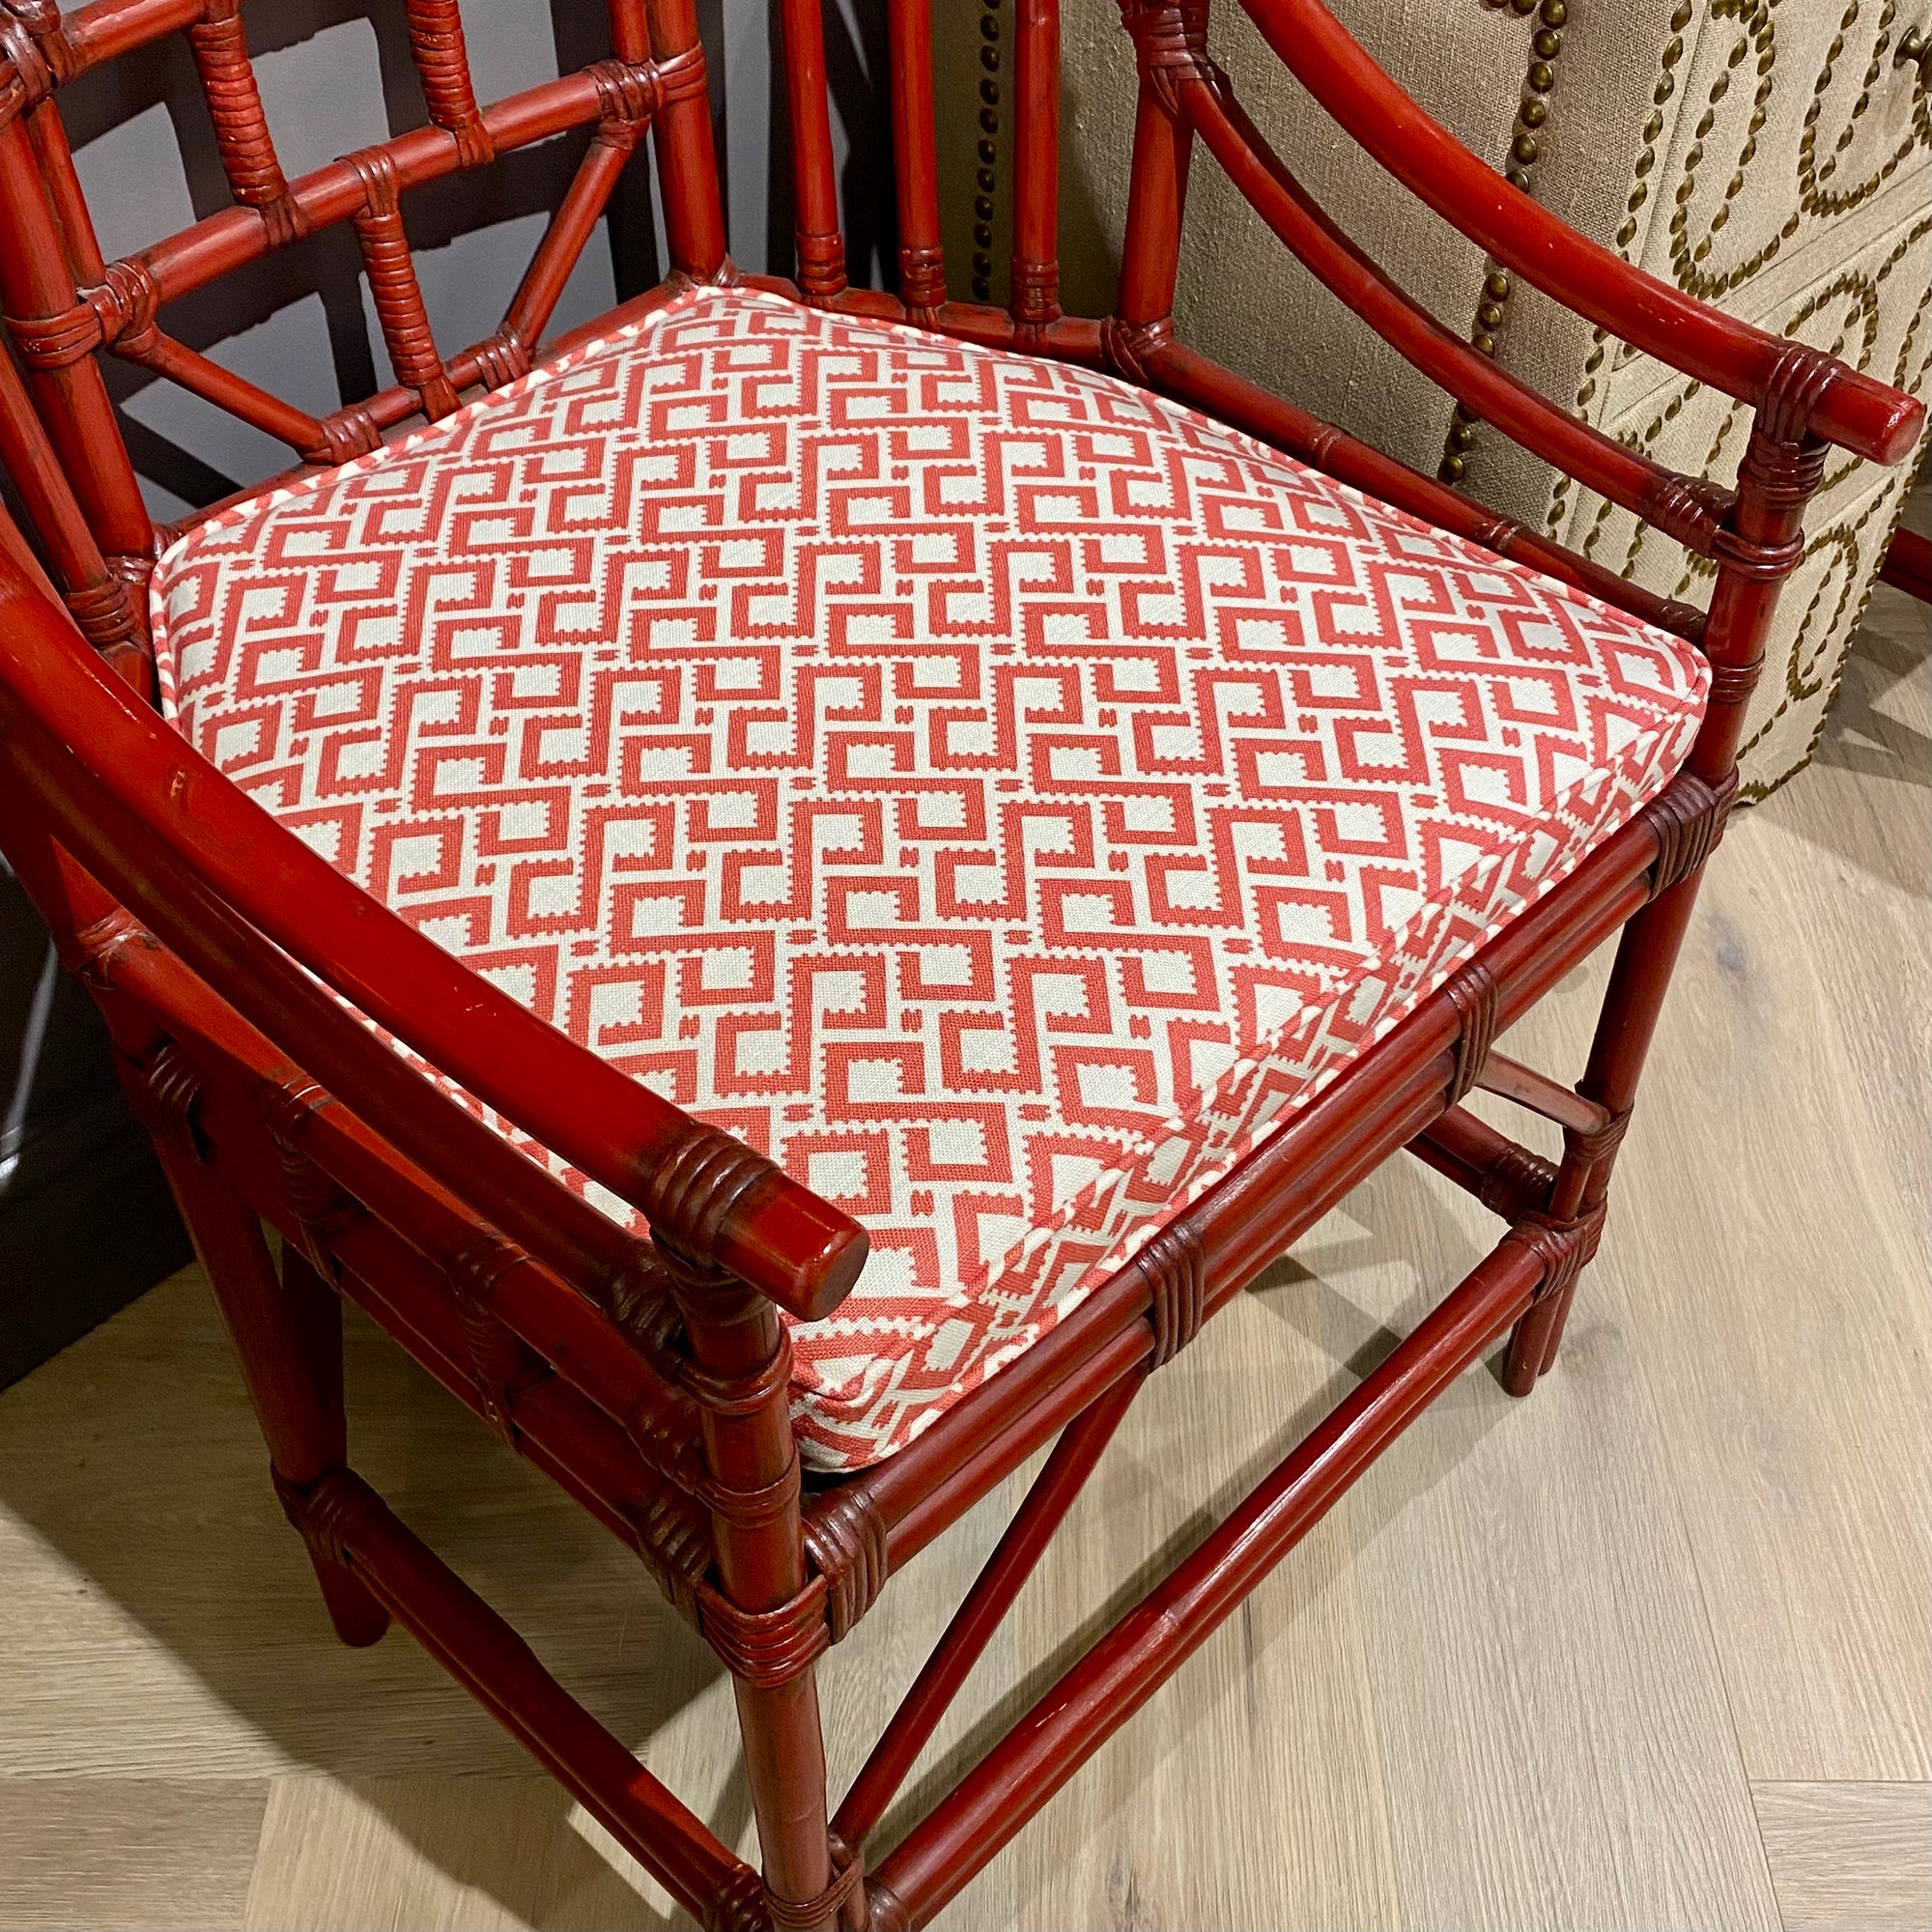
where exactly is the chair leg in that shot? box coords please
[156,1136,390,1646]
[733,1673,843,1930]
[655,1245,846,1930]
[1501,871,1705,1395]
[1500,1270,1581,1397]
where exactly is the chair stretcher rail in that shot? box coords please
[834,1370,1144,1852]
[1406,1106,1557,1223]
[283,1467,752,1925]
[818,795,1662,1560]
[867,1234,1546,1927]
[1235,0,1922,465]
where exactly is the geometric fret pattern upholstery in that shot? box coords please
[149,285,1709,1470]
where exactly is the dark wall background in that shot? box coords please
[0,859,192,1384]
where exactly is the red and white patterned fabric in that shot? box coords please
[150,284,1708,1471]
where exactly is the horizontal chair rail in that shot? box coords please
[19,0,200,74]
[1406,1106,1557,1223]
[283,1467,751,1925]
[34,71,671,469]
[867,1231,1548,1927]
[1179,77,1730,554]
[813,785,1667,1569]
[43,71,611,308]
[1236,0,1922,465]
[1475,1051,1612,1136]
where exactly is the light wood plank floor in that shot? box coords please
[1,585,1925,1931]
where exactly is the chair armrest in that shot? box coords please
[1238,0,1924,466]
[0,560,867,1322]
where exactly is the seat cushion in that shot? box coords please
[150,284,1708,1471]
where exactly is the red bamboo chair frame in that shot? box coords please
[0,0,1920,1924]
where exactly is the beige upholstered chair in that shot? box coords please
[966,0,1932,795]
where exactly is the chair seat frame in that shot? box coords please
[0,0,1919,1925]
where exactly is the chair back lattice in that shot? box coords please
[0,0,1103,686]
[0,0,737,673]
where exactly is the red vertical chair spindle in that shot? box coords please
[1009,0,1060,347]
[654,1231,842,1931]
[0,297,144,671]
[637,0,727,280]
[13,128,157,671]
[347,150,459,421]
[1500,353,1831,1395]
[403,0,496,170]
[186,0,301,247]
[774,0,847,300]
[138,1048,391,1650]
[887,0,946,320]
[0,115,150,674]
[0,0,82,225]
[0,482,63,607]
[605,0,650,62]
[25,100,106,285]
[1690,378,1835,789]
[0,117,153,564]
[444,1236,548,1449]
[1105,0,1205,379]
[273,1247,395,1647]
[1500,853,1693,1396]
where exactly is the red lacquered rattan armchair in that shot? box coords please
[0,0,1920,1923]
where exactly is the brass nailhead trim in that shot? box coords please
[1549,2,1928,544]
[1441,0,1571,488]
[974,0,1002,300]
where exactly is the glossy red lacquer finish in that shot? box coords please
[0,1,1918,1925]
